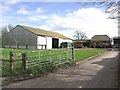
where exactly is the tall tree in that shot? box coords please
[73,30,87,40]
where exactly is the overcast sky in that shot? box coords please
[0,0,118,39]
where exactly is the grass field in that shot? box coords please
[2,48,107,61]
[74,49,107,62]
[2,48,107,77]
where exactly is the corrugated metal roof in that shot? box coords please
[18,25,72,40]
[91,35,110,41]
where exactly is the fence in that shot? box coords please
[26,48,75,69]
[2,48,75,71]
[2,52,23,70]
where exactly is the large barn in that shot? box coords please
[91,35,111,48]
[73,40,91,48]
[2,25,72,49]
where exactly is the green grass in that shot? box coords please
[2,48,107,77]
[74,49,107,62]
[2,48,107,60]
[2,48,70,60]
[2,48,35,60]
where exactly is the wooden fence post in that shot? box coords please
[72,47,75,64]
[26,45,28,49]
[10,52,13,70]
[21,53,27,70]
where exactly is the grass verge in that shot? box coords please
[2,48,107,77]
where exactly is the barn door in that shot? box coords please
[52,38,59,48]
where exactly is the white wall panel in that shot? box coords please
[62,39,72,43]
[59,38,72,46]
[59,38,63,47]
[37,46,46,49]
[37,36,46,49]
[37,36,46,45]
[46,37,52,49]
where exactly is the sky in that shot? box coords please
[0,0,118,39]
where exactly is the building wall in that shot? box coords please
[46,37,52,49]
[37,36,47,49]
[91,41,111,48]
[114,39,120,45]
[37,37,72,49]
[3,25,72,49]
[44,37,72,49]
[59,38,73,48]
[37,36,53,49]
[3,26,37,49]
[74,42,83,48]
[113,38,120,48]
[62,39,72,43]
[59,38,63,47]
[59,38,72,46]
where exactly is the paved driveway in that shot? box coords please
[3,51,119,88]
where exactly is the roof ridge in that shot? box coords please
[18,25,47,31]
[94,34,108,36]
[17,25,72,40]
[19,25,60,34]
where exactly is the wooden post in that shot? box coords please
[17,44,19,49]
[26,45,28,49]
[45,45,46,49]
[10,52,13,70]
[72,47,75,64]
[21,53,27,70]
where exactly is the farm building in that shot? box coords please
[60,42,73,48]
[113,37,120,48]
[91,35,111,48]
[73,40,91,48]
[2,25,72,49]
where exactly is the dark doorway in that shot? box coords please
[52,38,59,48]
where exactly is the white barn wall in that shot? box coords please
[59,38,72,47]
[59,38,63,47]
[37,36,46,49]
[46,37,52,49]
[62,39,72,43]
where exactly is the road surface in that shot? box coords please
[3,51,119,88]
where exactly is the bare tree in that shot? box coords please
[78,1,119,36]
[78,1,118,11]
[7,24,14,31]
[0,24,14,47]
[1,24,14,37]
[73,30,87,40]
[78,1,119,19]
